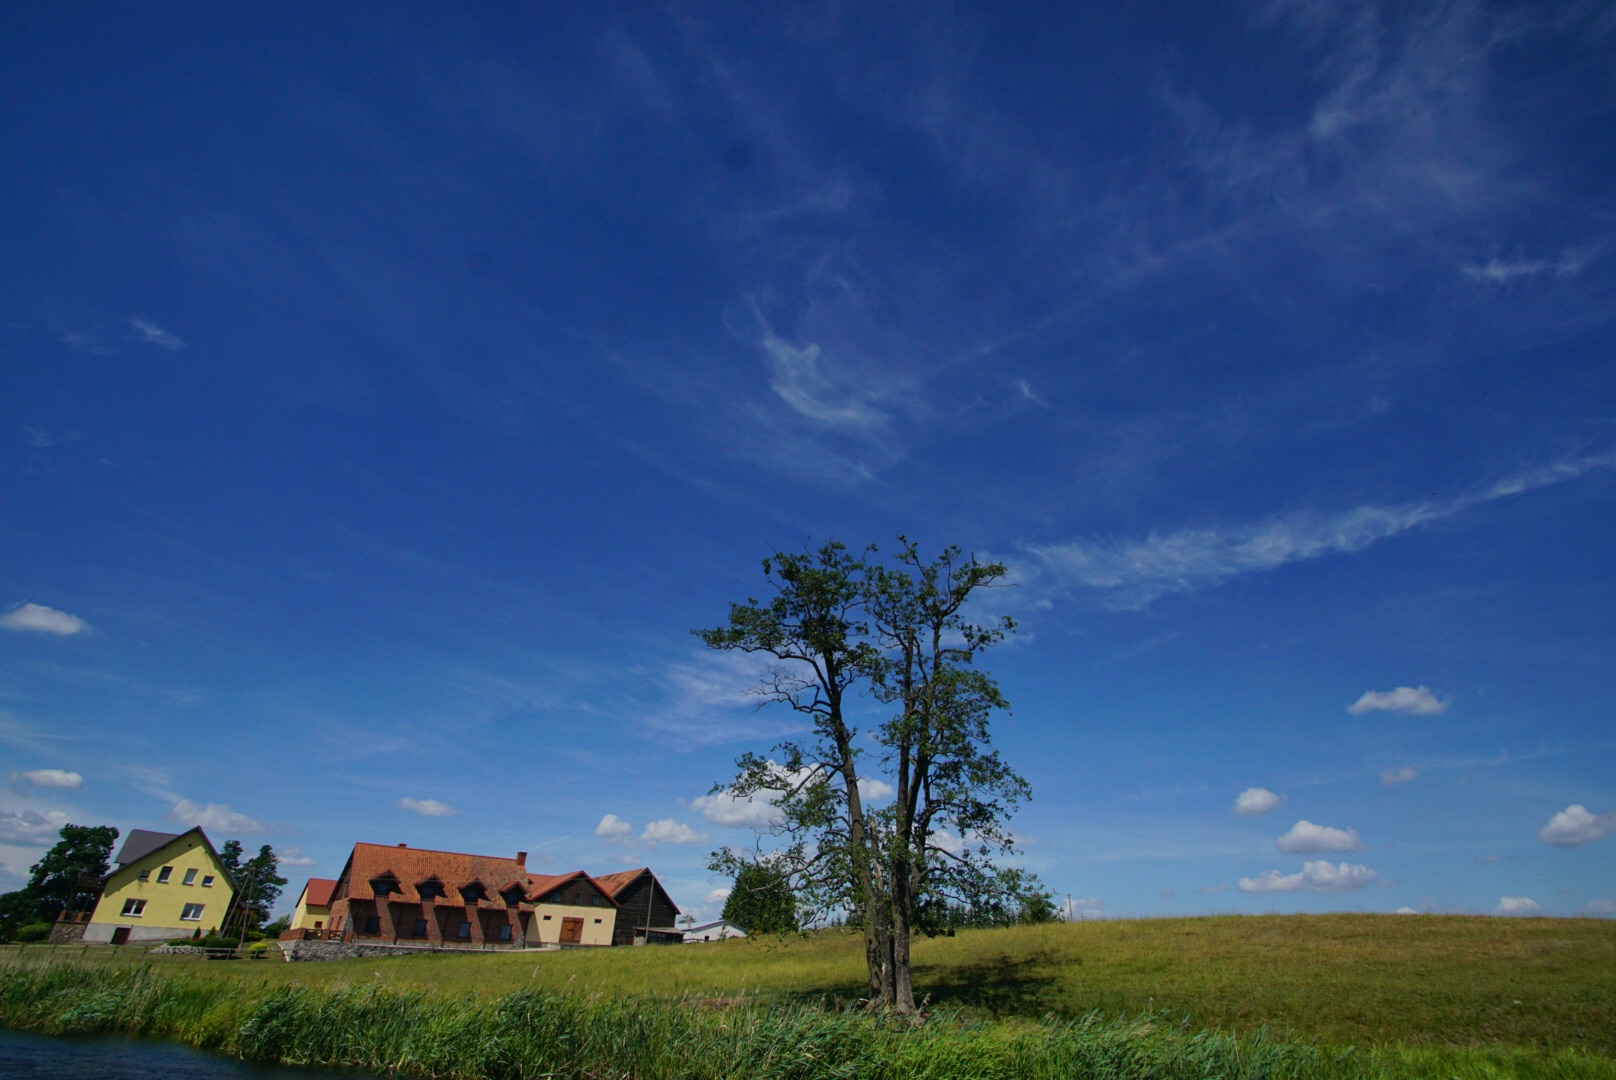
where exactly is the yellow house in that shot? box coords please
[85,827,236,944]
[524,871,617,946]
[289,877,336,932]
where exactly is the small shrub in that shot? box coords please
[14,923,52,943]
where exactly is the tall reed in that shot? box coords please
[1,962,1610,1080]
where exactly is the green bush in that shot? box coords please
[198,934,238,950]
[14,923,52,943]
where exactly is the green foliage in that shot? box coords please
[722,864,799,934]
[13,923,51,943]
[261,916,290,937]
[25,823,119,918]
[220,843,288,931]
[0,823,118,940]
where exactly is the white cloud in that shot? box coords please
[279,847,316,867]
[168,799,265,833]
[641,818,706,845]
[691,789,780,828]
[399,797,456,817]
[1583,899,1615,918]
[1537,805,1613,847]
[0,808,69,845]
[1349,686,1447,716]
[11,768,83,789]
[131,318,186,350]
[595,813,633,841]
[1018,455,1616,609]
[1381,766,1419,785]
[859,777,895,801]
[704,887,732,906]
[1234,787,1283,816]
[1394,906,1420,915]
[1496,896,1541,916]
[1238,860,1377,893]
[1463,246,1596,284]
[1,603,89,636]
[1276,820,1365,854]
[1065,898,1104,920]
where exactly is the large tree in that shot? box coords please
[218,841,287,931]
[698,541,891,1002]
[864,540,1030,1012]
[701,539,1035,1012]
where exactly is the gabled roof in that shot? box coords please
[114,829,182,868]
[684,920,745,935]
[526,870,618,906]
[111,827,235,894]
[339,843,531,907]
[299,878,337,908]
[593,867,681,915]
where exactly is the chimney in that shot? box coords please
[398,843,407,848]
[515,851,527,867]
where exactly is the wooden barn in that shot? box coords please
[593,867,682,945]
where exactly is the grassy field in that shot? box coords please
[7,914,1613,1058]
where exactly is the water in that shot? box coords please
[0,1026,366,1078]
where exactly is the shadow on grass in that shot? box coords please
[911,952,1063,1017]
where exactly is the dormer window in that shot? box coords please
[459,883,485,904]
[417,880,444,901]
[371,876,398,898]
[501,888,524,907]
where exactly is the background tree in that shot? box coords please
[238,845,287,928]
[217,839,244,883]
[25,823,119,918]
[721,863,799,934]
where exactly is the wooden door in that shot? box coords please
[560,917,583,944]
[111,927,130,945]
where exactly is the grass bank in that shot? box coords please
[12,916,1613,1055]
[3,962,1612,1080]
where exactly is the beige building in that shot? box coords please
[525,871,617,946]
[289,877,336,931]
[85,828,236,944]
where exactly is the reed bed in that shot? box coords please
[1,962,1611,1080]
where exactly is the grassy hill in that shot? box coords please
[13,914,1613,1056]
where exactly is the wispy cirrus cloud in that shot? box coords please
[399,797,456,817]
[1018,453,1616,609]
[1,603,89,636]
[131,318,185,350]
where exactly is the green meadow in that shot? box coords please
[3,914,1613,1078]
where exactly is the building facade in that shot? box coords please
[84,828,236,944]
[524,871,617,946]
[289,877,336,932]
[593,867,682,946]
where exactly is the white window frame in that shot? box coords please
[182,868,198,886]
[180,903,205,922]
[201,875,215,887]
[156,866,173,884]
[121,898,146,917]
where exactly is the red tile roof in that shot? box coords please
[341,843,532,906]
[301,878,337,908]
[526,870,619,906]
[592,867,651,899]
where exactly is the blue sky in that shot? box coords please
[2,1,1613,923]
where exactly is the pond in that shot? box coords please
[0,1026,368,1078]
